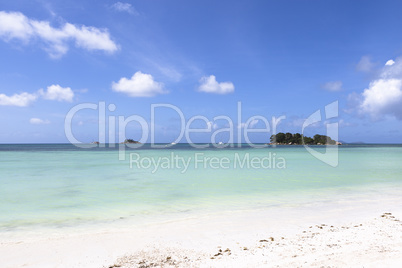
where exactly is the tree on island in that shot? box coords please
[270,132,337,145]
[274,132,286,143]
[123,139,140,144]
[313,134,336,145]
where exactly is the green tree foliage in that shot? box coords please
[124,139,139,144]
[313,134,336,145]
[271,132,286,143]
[293,133,302,144]
[285,132,293,143]
[270,133,336,145]
[302,136,314,144]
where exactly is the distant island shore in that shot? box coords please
[269,132,342,145]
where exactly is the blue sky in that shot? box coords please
[1,0,402,143]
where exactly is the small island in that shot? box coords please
[269,132,341,145]
[121,139,141,144]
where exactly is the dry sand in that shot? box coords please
[109,212,402,268]
[1,201,402,268]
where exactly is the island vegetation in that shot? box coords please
[122,139,141,144]
[270,132,339,145]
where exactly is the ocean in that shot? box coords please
[1,144,402,234]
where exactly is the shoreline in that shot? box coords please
[2,181,401,239]
[1,192,402,268]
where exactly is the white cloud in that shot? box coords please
[0,84,75,107]
[385,59,395,66]
[63,23,118,53]
[111,2,138,15]
[0,92,38,107]
[381,58,402,79]
[357,57,402,120]
[321,81,343,92]
[0,11,118,58]
[30,118,50,125]
[39,84,74,102]
[356,56,375,72]
[360,79,402,120]
[112,71,167,97]
[0,11,32,40]
[198,75,234,94]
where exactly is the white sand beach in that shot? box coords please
[2,0,402,266]
[1,195,402,268]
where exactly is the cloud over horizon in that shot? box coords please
[0,84,75,107]
[0,11,119,58]
[112,71,167,97]
[198,75,234,94]
[0,92,38,107]
[358,57,402,120]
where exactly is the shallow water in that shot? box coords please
[1,144,401,232]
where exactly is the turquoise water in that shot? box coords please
[1,144,402,231]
